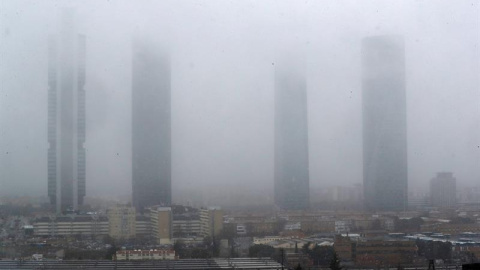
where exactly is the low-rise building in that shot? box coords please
[33,215,108,237]
[334,235,417,267]
[116,249,175,260]
[355,240,417,267]
[253,236,287,245]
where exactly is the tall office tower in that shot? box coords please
[362,36,407,211]
[48,10,86,213]
[132,39,171,212]
[274,59,310,210]
[430,172,457,209]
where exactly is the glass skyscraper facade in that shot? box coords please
[132,39,171,212]
[48,10,86,213]
[274,60,310,210]
[362,35,407,211]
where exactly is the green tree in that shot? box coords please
[329,252,342,270]
[309,245,334,266]
[105,245,117,260]
[302,241,311,254]
[190,248,211,258]
[248,244,276,258]
[173,240,186,258]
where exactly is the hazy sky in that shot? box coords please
[0,0,479,200]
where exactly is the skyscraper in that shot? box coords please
[274,59,310,210]
[48,10,86,213]
[362,35,407,211]
[132,39,171,212]
[430,172,456,209]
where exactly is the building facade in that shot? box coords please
[33,215,108,237]
[150,206,173,245]
[200,207,223,238]
[132,39,171,212]
[107,205,136,240]
[116,249,175,261]
[274,59,310,210]
[362,35,407,211]
[48,10,86,213]
[430,172,457,208]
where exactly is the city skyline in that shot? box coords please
[0,1,478,202]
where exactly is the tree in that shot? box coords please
[248,244,276,258]
[190,248,211,258]
[105,245,117,260]
[302,241,311,254]
[309,245,334,266]
[329,252,342,270]
[203,236,220,257]
[173,240,186,258]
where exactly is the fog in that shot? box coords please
[0,0,479,203]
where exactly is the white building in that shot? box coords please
[116,249,175,260]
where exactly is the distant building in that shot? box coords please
[132,39,171,212]
[200,207,224,238]
[33,215,108,237]
[150,206,173,245]
[362,35,408,211]
[107,205,136,240]
[48,9,86,213]
[171,205,202,239]
[116,249,175,261]
[135,215,151,236]
[408,191,430,210]
[458,186,480,204]
[323,184,363,202]
[149,205,223,244]
[334,235,417,267]
[274,58,310,210]
[430,172,457,208]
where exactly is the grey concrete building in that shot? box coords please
[362,35,407,211]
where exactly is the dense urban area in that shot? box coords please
[1,188,480,269]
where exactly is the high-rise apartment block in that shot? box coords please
[274,59,310,210]
[200,207,224,238]
[362,36,407,211]
[132,39,171,212]
[150,206,173,245]
[107,205,137,240]
[48,10,86,213]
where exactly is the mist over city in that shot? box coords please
[1,1,479,203]
[1,1,480,268]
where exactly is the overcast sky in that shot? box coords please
[0,0,479,201]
